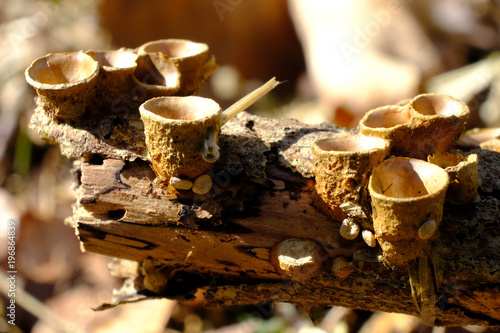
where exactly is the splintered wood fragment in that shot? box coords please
[61,113,500,327]
[221,77,280,124]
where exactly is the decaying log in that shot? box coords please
[31,104,500,327]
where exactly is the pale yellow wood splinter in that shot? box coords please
[221,77,280,125]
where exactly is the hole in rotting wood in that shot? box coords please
[104,116,125,140]
[73,167,82,189]
[108,209,126,220]
[246,120,255,131]
[88,154,104,165]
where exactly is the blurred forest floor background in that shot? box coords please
[0,0,500,332]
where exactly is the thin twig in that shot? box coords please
[221,77,280,125]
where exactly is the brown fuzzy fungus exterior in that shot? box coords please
[360,94,470,159]
[26,52,100,120]
[139,96,221,180]
[312,134,390,216]
[428,152,479,204]
[138,39,216,95]
[369,157,450,265]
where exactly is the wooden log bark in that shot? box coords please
[31,105,500,327]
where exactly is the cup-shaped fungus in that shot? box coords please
[134,53,181,98]
[312,134,390,215]
[86,49,139,106]
[142,259,169,294]
[368,157,450,265]
[271,238,326,281]
[407,93,470,159]
[359,105,413,157]
[331,256,354,279]
[25,52,99,120]
[139,96,221,181]
[457,127,500,153]
[480,139,500,152]
[428,152,479,205]
[138,39,217,95]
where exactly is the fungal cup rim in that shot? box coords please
[25,51,99,90]
[410,93,469,119]
[368,157,450,202]
[313,134,390,156]
[132,53,181,91]
[138,39,209,61]
[139,96,221,123]
[359,105,412,131]
[86,50,139,70]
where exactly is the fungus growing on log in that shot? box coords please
[25,39,500,328]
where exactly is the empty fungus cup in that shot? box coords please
[457,127,500,152]
[480,138,500,152]
[271,238,326,281]
[139,96,221,180]
[428,152,479,205]
[312,134,390,214]
[368,157,450,265]
[407,93,470,159]
[87,49,138,74]
[86,49,139,105]
[25,51,99,120]
[134,53,181,98]
[138,39,217,95]
[359,105,412,156]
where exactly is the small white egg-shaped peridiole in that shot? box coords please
[169,177,193,190]
[193,174,212,194]
[340,218,360,240]
[418,220,437,240]
[362,230,377,247]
